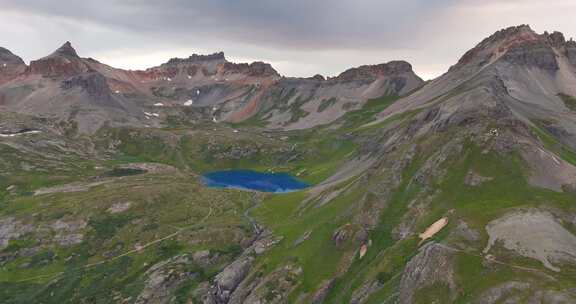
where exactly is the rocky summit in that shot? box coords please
[1,25,576,304]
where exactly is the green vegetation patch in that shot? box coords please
[558,93,576,111]
[317,98,338,113]
[337,94,399,129]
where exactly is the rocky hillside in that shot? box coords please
[195,25,576,303]
[1,25,576,304]
[0,43,423,133]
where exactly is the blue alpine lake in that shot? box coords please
[202,169,310,193]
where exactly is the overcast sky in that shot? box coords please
[0,0,575,80]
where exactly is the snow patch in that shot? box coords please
[0,130,42,138]
[144,112,160,118]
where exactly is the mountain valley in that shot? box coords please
[1,25,576,303]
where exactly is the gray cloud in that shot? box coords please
[0,0,575,79]
[0,0,455,50]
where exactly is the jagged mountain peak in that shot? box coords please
[543,31,567,47]
[28,41,90,77]
[378,25,576,128]
[48,41,80,58]
[0,46,25,65]
[449,25,576,74]
[478,24,538,49]
[453,25,539,68]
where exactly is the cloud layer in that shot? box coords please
[1,0,575,79]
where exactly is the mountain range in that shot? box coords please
[0,41,422,133]
[1,25,576,304]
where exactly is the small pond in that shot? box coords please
[203,169,310,193]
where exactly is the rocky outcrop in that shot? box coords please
[229,264,302,304]
[219,61,279,78]
[399,242,456,304]
[0,217,34,250]
[210,256,254,303]
[464,171,493,186]
[312,279,336,304]
[135,254,199,304]
[165,52,226,65]
[107,202,132,214]
[332,223,364,249]
[336,61,417,82]
[350,280,383,304]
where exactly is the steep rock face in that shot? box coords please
[564,40,576,65]
[134,52,278,84]
[60,72,120,108]
[501,40,559,70]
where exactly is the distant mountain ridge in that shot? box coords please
[0,42,423,133]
